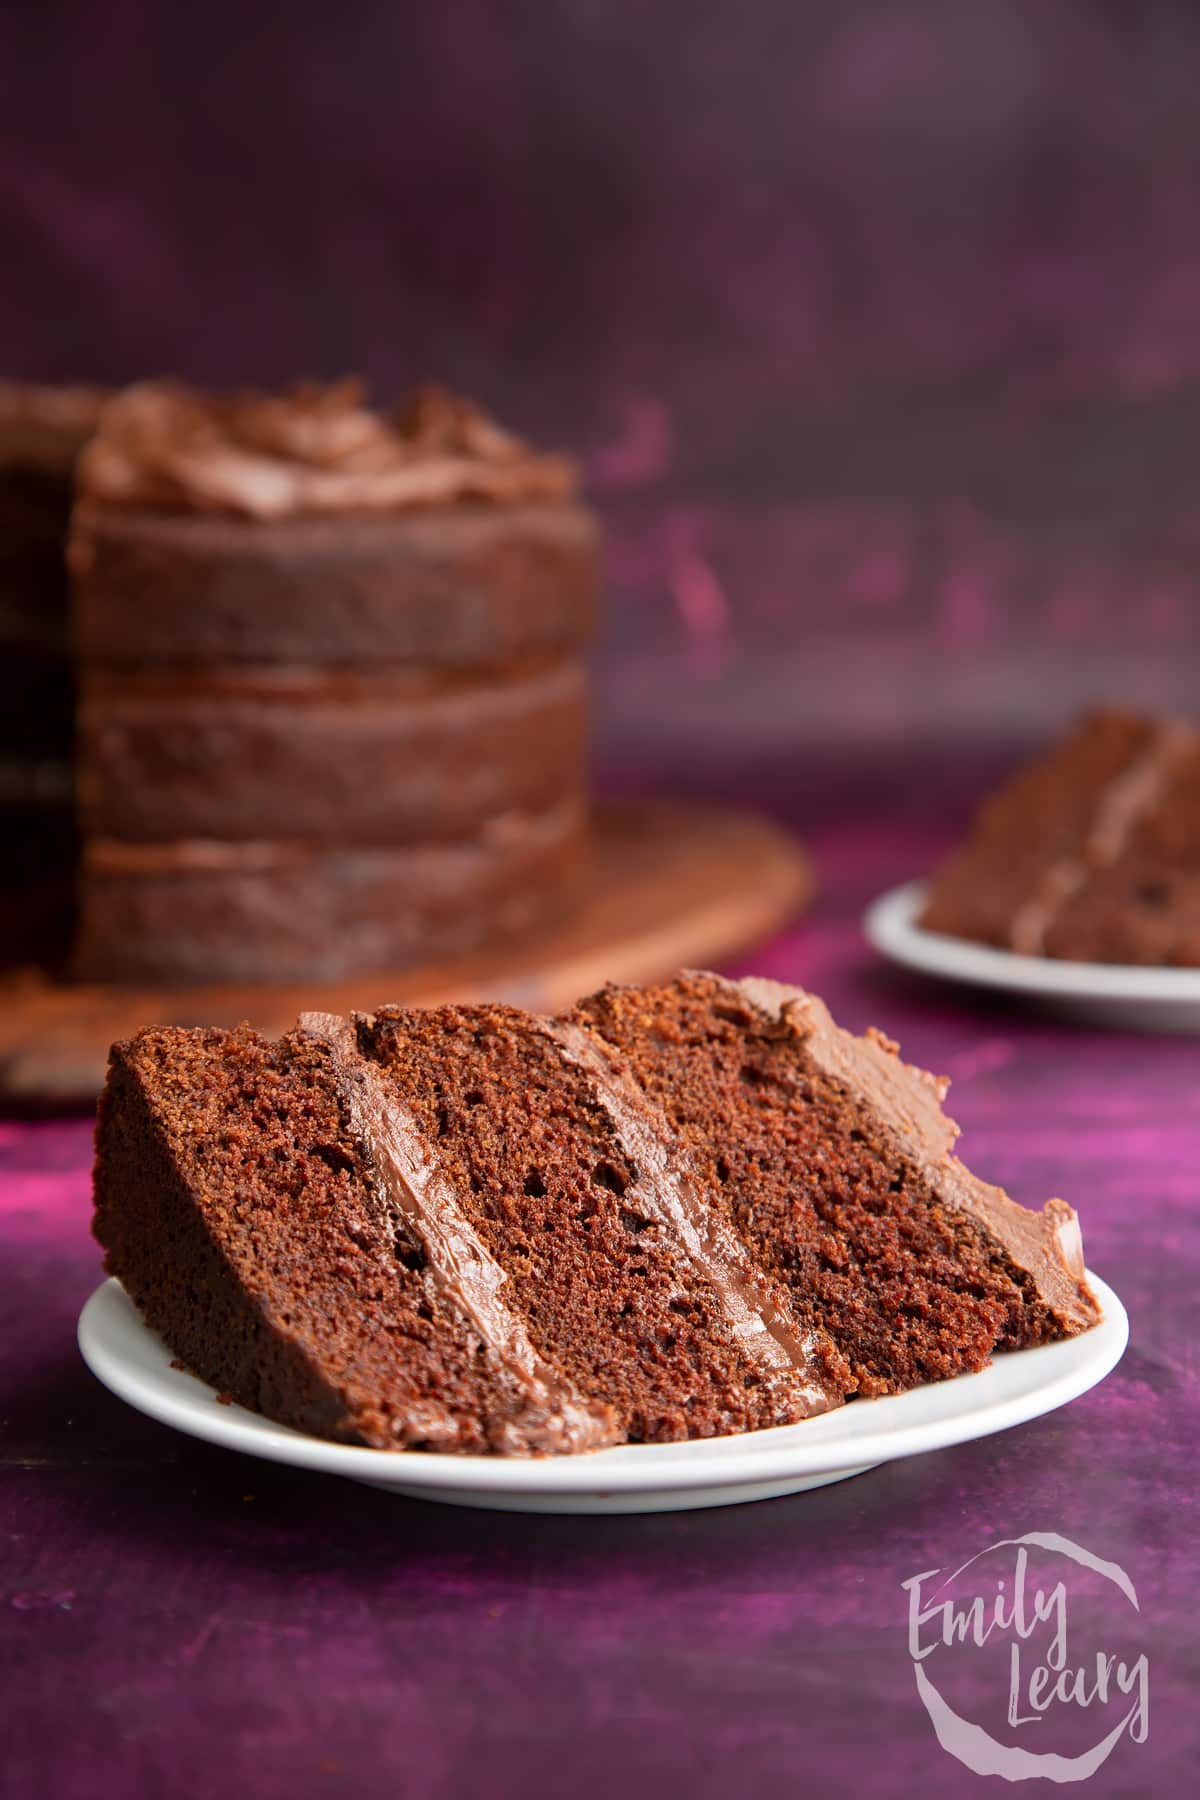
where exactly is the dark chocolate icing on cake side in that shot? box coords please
[539,1017,847,1418]
[300,1011,620,1454]
[714,974,1101,1335]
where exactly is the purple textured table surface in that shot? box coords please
[2,755,1196,1800]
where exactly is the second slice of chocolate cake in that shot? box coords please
[918,708,1200,964]
[572,972,1099,1397]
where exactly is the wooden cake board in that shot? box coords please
[0,800,813,1107]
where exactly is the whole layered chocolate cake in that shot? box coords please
[92,971,1099,1453]
[920,708,1200,965]
[0,382,107,964]
[70,379,599,984]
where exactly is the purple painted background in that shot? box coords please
[4,1,1200,748]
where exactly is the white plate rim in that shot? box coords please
[78,1274,1127,1497]
[864,879,1200,1004]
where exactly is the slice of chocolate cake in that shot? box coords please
[571,972,1099,1397]
[0,381,107,966]
[919,707,1200,964]
[94,997,850,1452]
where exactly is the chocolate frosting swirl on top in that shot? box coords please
[76,378,579,518]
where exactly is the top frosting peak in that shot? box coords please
[76,378,578,519]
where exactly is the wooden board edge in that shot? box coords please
[0,800,813,1106]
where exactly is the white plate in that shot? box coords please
[78,1274,1127,1514]
[865,880,1200,1032]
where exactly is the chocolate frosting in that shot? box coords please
[715,974,1101,1334]
[1010,718,1198,954]
[539,1018,845,1418]
[0,381,108,470]
[300,1011,619,1454]
[76,378,578,519]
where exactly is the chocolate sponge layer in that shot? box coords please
[71,500,599,667]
